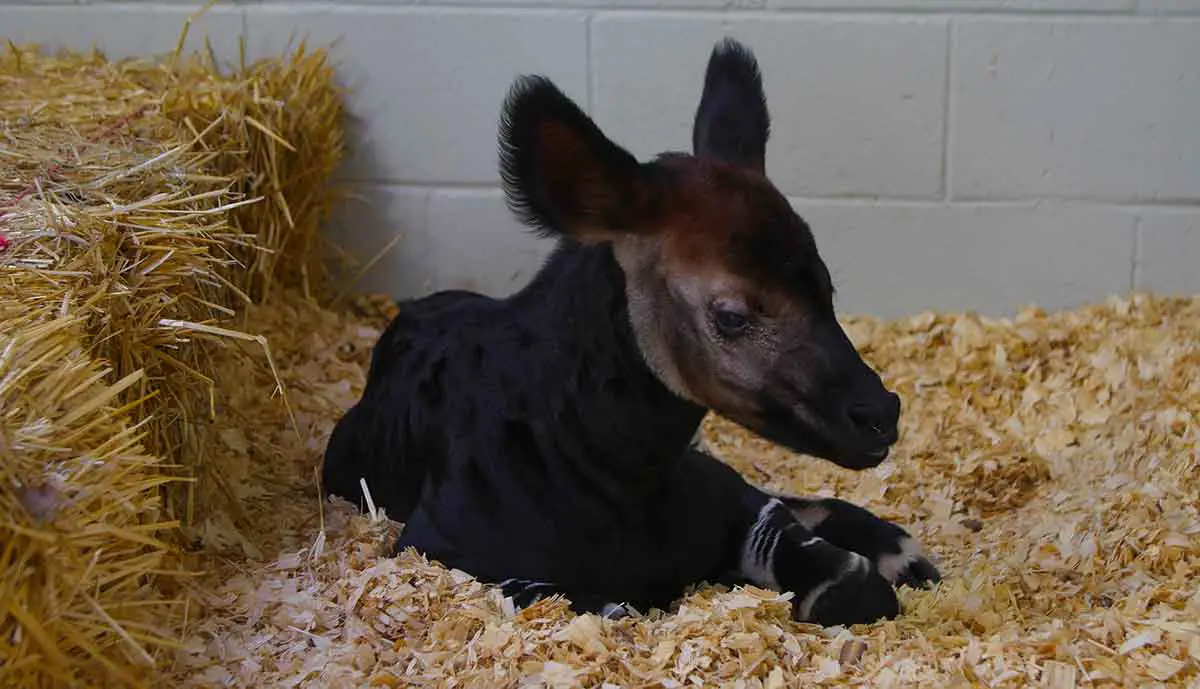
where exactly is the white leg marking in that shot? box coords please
[600,602,633,620]
[791,505,831,530]
[795,552,871,623]
[740,499,785,591]
[760,489,831,530]
[500,578,551,589]
[499,579,557,605]
[875,537,925,583]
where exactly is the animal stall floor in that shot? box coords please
[168,290,1199,688]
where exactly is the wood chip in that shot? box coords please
[1041,660,1077,689]
[838,638,868,666]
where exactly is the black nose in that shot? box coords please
[845,392,901,440]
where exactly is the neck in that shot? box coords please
[511,240,707,489]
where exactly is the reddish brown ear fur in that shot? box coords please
[531,120,636,244]
[499,76,660,243]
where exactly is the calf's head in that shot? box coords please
[499,38,899,469]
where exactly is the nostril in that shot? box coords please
[846,403,881,434]
[846,401,896,440]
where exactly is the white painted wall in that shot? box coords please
[2,1,1198,317]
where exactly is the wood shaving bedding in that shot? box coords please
[169,291,1200,688]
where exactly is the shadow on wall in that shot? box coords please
[324,110,434,301]
[326,109,557,303]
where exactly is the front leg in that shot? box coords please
[767,493,941,589]
[681,446,901,625]
[738,497,901,625]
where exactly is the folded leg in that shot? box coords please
[737,495,901,624]
[681,447,903,626]
[767,493,940,589]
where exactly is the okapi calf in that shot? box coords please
[323,38,940,626]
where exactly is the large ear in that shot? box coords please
[499,75,657,243]
[691,38,771,173]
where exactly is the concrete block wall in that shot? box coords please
[2,1,1198,317]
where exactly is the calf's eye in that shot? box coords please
[713,308,751,338]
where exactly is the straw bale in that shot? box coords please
[0,20,344,686]
[170,290,1200,688]
[1,20,345,515]
[157,35,347,303]
[0,307,181,688]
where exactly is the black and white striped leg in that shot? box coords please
[768,493,941,589]
[497,579,637,620]
[739,498,900,626]
[497,579,562,608]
